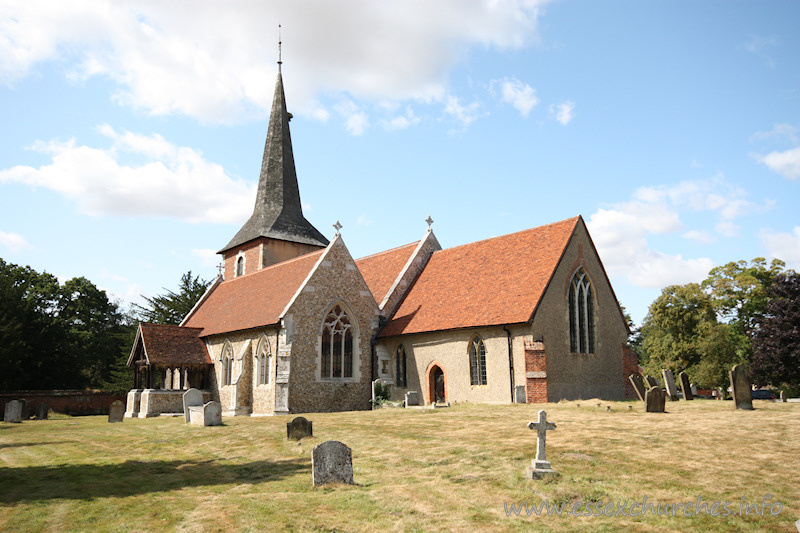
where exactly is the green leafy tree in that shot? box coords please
[751,271,800,387]
[639,283,742,389]
[133,271,211,325]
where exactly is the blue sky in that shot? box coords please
[1,0,798,325]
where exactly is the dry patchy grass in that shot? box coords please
[0,399,798,532]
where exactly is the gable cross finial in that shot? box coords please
[425,215,434,228]
[216,261,224,277]
[333,220,343,236]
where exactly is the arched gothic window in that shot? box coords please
[469,336,487,386]
[256,337,270,386]
[221,344,233,386]
[320,304,354,379]
[395,345,407,388]
[569,268,595,353]
[236,255,245,277]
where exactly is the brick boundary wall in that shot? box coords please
[0,390,126,418]
[621,344,640,400]
[524,340,548,403]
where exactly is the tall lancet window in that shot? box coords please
[569,268,595,354]
[320,304,354,379]
[256,336,270,386]
[236,255,245,277]
[395,345,407,388]
[469,336,487,386]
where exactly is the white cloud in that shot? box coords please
[382,107,421,131]
[0,1,549,124]
[760,227,800,270]
[192,249,220,268]
[335,99,369,136]
[550,101,575,125]
[494,77,538,117]
[586,176,767,290]
[0,230,33,252]
[0,126,254,223]
[756,146,800,180]
[444,95,482,130]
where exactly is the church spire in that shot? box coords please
[220,51,329,254]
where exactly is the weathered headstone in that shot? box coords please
[690,383,698,397]
[4,400,22,423]
[662,369,679,401]
[19,399,29,420]
[644,375,659,389]
[287,416,313,440]
[780,390,787,403]
[404,391,421,407]
[514,385,526,404]
[525,410,558,479]
[628,373,646,402]
[312,440,354,486]
[679,372,693,400]
[729,364,753,410]
[108,400,125,423]
[183,388,204,423]
[645,386,665,413]
[35,403,48,420]
[189,401,223,426]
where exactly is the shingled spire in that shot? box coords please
[220,68,329,254]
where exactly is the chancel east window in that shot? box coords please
[395,345,407,388]
[469,336,487,386]
[320,304,354,379]
[569,268,595,353]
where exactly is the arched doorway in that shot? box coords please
[427,364,446,404]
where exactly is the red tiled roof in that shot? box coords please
[139,323,211,365]
[379,217,580,337]
[183,250,324,336]
[356,241,419,304]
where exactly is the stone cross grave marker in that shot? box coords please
[679,372,693,400]
[729,364,753,410]
[4,400,22,423]
[287,416,313,440]
[312,440,354,486]
[629,373,646,402]
[405,391,421,407]
[644,375,659,389]
[526,410,558,479]
[36,403,48,420]
[183,388,204,423]
[645,386,665,413]
[108,400,125,423]
[662,369,679,401]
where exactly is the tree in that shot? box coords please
[751,271,800,387]
[638,283,743,389]
[133,271,211,325]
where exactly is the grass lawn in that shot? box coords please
[1,399,798,532]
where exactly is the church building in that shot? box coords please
[125,64,634,418]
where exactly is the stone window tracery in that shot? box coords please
[469,336,487,386]
[395,345,407,388]
[569,268,595,354]
[320,304,354,379]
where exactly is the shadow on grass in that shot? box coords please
[0,458,308,503]
[0,441,73,449]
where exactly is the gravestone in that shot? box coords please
[183,388,204,423]
[36,403,48,420]
[108,400,125,423]
[662,369,679,401]
[189,401,223,426]
[405,391,421,407]
[690,383,698,397]
[4,400,22,423]
[514,385,526,404]
[644,375,659,389]
[780,390,786,403]
[729,365,753,410]
[645,386,665,413]
[19,399,29,420]
[628,373,646,402]
[525,410,558,479]
[312,440,354,486]
[679,372,693,400]
[287,416,313,440]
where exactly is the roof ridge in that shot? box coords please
[220,248,324,284]
[435,216,579,254]
[141,322,203,331]
[356,241,420,262]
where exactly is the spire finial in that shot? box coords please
[333,220,343,236]
[425,215,434,228]
[277,24,282,71]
